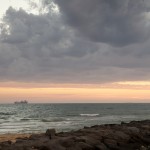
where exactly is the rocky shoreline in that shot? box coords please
[1,120,150,150]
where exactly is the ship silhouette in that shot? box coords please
[14,100,28,104]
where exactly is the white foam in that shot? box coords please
[80,114,99,117]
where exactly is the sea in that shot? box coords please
[0,103,150,134]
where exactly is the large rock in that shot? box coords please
[45,129,56,139]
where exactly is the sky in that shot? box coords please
[0,0,150,103]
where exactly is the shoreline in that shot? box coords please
[0,120,150,150]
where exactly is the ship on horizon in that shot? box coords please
[14,100,28,104]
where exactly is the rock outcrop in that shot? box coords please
[1,120,150,150]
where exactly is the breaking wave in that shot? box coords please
[80,114,99,117]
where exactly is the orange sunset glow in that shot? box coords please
[0,81,150,103]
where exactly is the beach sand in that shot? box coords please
[0,134,31,142]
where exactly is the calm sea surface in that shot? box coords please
[0,103,150,134]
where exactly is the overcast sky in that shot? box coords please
[0,0,150,85]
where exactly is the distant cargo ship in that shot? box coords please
[14,100,28,104]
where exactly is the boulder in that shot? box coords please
[45,129,56,139]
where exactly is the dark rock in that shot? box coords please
[114,131,130,140]
[76,142,93,150]
[38,146,51,150]
[141,137,150,144]
[121,121,126,125]
[1,120,150,150]
[127,127,140,134]
[95,143,108,150]
[59,138,75,148]
[140,145,147,150]
[74,137,86,143]
[29,134,44,140]
[104,139,119,150]
[45,129,56,139]
[1,141,12,145]
[84,126,89,129]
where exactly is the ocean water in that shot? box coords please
[0,103,150,134]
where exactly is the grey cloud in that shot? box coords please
[1,7,99,57]
[0,1,150,84]
[0,7,101,82]
[54,0,150,46]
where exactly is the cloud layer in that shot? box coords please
[55,0,150,46]
[0,0,150,84]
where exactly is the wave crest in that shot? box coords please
[80,114,99,117]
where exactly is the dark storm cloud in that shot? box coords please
[55,0,150,46]
[0,7,101,82]
[0,0,150,84]
[1,7,99,57]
